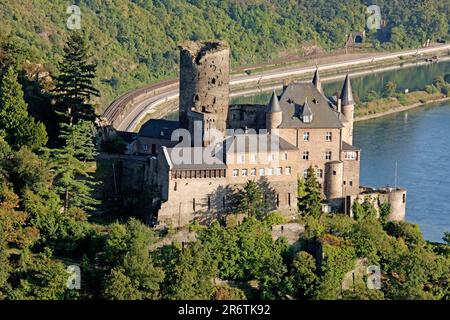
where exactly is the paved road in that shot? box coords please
[102,44,450,132]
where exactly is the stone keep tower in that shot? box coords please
[178,41,230,146]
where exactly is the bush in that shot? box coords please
[102,136,127,154]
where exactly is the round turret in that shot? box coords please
[266,91,282,131]
[325,161,343,199]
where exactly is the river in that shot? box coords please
[231,60,450,105]
[354,102,450,242]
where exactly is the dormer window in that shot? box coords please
[301,98,313,123]
[303,114,313,123]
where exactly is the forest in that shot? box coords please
[0,0,448,109]
[0,1,449,300]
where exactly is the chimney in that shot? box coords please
[283,79,290,91]
[337,98,342,113]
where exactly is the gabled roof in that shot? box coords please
[340,74,354,106]
[138,119,179,140]
[301,97,313,118]
[277,83,343,129]
[224,133,298,155]
[267,90,281,113]
[342,141,360,151]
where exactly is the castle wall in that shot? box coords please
[227,104,266,130]
[136,137,178,155]
[349,188,407,221]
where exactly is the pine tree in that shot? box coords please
[53,32,99,126]
[0,67,47,149]
[237,180,269,219]
[59,121,97,162]
[50,122,99,212]
[298,166,323,218]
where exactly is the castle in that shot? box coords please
[119,40,406,227]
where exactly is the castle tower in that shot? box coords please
[325,161,344,200]
[312,68,323,94]
[266,90,282,131]
[178,41,230,146]
[340,74,355,145]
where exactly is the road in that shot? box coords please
[102,44,450,132]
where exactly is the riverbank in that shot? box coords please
[354,92,450,122]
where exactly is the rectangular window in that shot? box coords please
[345,152,357,160]
[267,168,274,176]
[143,144,148,151]
[250,168,256,176]
[232,169,239,177]
[349,181,353,186]
[275,167,282,175]
[303,151,309,160]
[259,168,265,176]
[316,169,323,179]
[193,198,196,211]
[303,132,310,141]
[303,169,308,179]
[242,169,248,176]
[284,153,288,160]
[326,132,332,141]
[285,167,292,175]
[325,151,332,161]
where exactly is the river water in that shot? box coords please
[354,102,450,242]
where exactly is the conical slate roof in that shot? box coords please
[340,73,354,106]
[267,90,281,113]
[312,68,323,93]
[312,68,320,84]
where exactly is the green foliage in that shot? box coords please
[315,238,356,300]
[352,197,377,221]
[379,202,391,224]
[290,251,318,299]
[262,212,288,226]
[50,122,100,211]
[102,218,164,300]
[298,166,322,218]
[365,90,380,102]
[199,218,287,283]
[235,180,270,219]
[384,221,425,247]
[53,32,99,125]
[383,81,397,98]
[349,220,388,264]
[157,242,217,300]
[1,1,448,109]
[101,136,127,154]
[213,285,247,300]
[0,67,47,150]
[443,232,450,245]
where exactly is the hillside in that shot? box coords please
[0,0,448,109]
